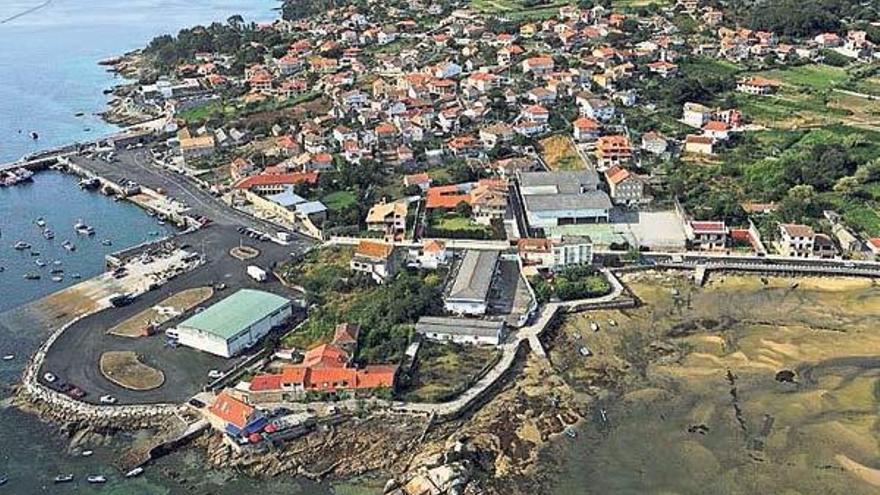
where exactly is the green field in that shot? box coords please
[434,213,487,232]
[470,0,570,20]
[401,341,501,403]
[755,64,849,91]
[680,57,742,79]
[322,190,357,212]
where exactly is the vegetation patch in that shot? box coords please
[540,134,584,171]
[531,265,612,303]
[99,351,165,391]
[400,341,501,403]
[279,247,445,363]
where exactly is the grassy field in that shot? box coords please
[540,134,585,171]
[322,190,358,212]
[612,0,671,6]
[401,341,501,403]
[755,64,848,91]
[434,212,488,232]
[680,57,742,80]
[470,0,570,20]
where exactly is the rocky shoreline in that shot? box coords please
[99,51,163,126]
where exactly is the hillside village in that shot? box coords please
[22,0,880,492]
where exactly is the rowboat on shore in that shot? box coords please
[53,474,74,483]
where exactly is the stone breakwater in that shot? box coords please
[16,305,182,425]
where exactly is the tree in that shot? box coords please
[854,159,880,183]
[454,201,473,217]
[833,176,860,197]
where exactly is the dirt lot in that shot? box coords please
[100,351,165,391]
[108,286,213,337]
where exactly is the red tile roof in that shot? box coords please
[233,171,318,189]
[301,343,350,368]
[210,391,254,429]
[333,323,360,346]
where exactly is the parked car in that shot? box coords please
[188,398,206,408]
[66,387,86,399]
[207,370,224,379]
[99,395,117,405]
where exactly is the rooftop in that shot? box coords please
[179,289,290,340]
[446,250,499,303]
[415,316,505,338]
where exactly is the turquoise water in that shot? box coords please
[0,2,336,493]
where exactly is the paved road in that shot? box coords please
[37,224,310,404]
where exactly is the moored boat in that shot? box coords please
[13,241,30,250]
[125,467,144,478]
[23,273,40,280]
[53,474,74,483]
[43,229,54,240]
[86,475,106,484]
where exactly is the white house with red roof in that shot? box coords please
[687,221,729,250]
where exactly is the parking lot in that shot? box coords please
[37,220,312,405]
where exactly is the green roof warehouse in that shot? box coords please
[175,289,292,358]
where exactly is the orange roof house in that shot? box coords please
[210,391,257,430]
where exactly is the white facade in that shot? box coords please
[176,305,292,358]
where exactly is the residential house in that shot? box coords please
[776,223,815,258]
[522,56,555,75]
[604,165,644,205]
[641,131,668,155]
[595,135,633,170]
[687,221,729,250]
[366,199,408,240]
[518,236,594,271]
[736,77,780,95]
[572,117,601,142]
[350,239,399,284]
[682,102,714,128]
[684,134,714,155]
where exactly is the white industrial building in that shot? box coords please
[174,289,292,358]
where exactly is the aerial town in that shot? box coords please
[2,0,880,493]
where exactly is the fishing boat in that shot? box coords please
[35,259,46,267]
[125,467,144,478]
[13,241,30,250]
[50,268,63,274]
[51,276,63,283]
[564,427,577,439]
[62,240,76,252]
[102,239,112,246]
[74,220,95,236]
[0,475,8,486]
[1,355,13,361]
[43,229,54,240]
[53,260,62,266]
[35,217,46,227]
[71,273,82,279]
[23,273,40,280]
[81,450,94,457]
[30,251,40,256]
[86,475,107,484]
[30,131,39,140]
[79,177,100,190]
[53,474,74,483]
[590,321,600,332]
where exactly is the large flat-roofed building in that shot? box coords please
[416,316,506,346]
[517,171,612,229]
[175,289,292,358]
[444,250,500,316]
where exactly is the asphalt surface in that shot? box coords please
[38,224,310,404]
[29,149,318,405]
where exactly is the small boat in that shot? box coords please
[30,251,40,257]
[35,259,46,267]
[51,276,63,282]
[157,220,166,225]
[0,475,8,486]
[30,131,39,140]
[62,240,76,252]
[74,220,95,236]
[86,475,106,484]
[125,467,144,478]
[50,268,63,274]
[565,427,577,438]
[53,260,62,266]
[590,322,599,332]
[35,218,46,227]
[81,450,94,457]
[53,474,74,483]
[1,355,13,361]
[608,319,617,327]
[75,112,85,117]
[579,346,592,357]
[23,273,40,280]
[43,229,55,240]
[102,239,112,246]
[71,273,82,279]
[13,241,30,250]
[79,177,100,190]
[148,231,159,236]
